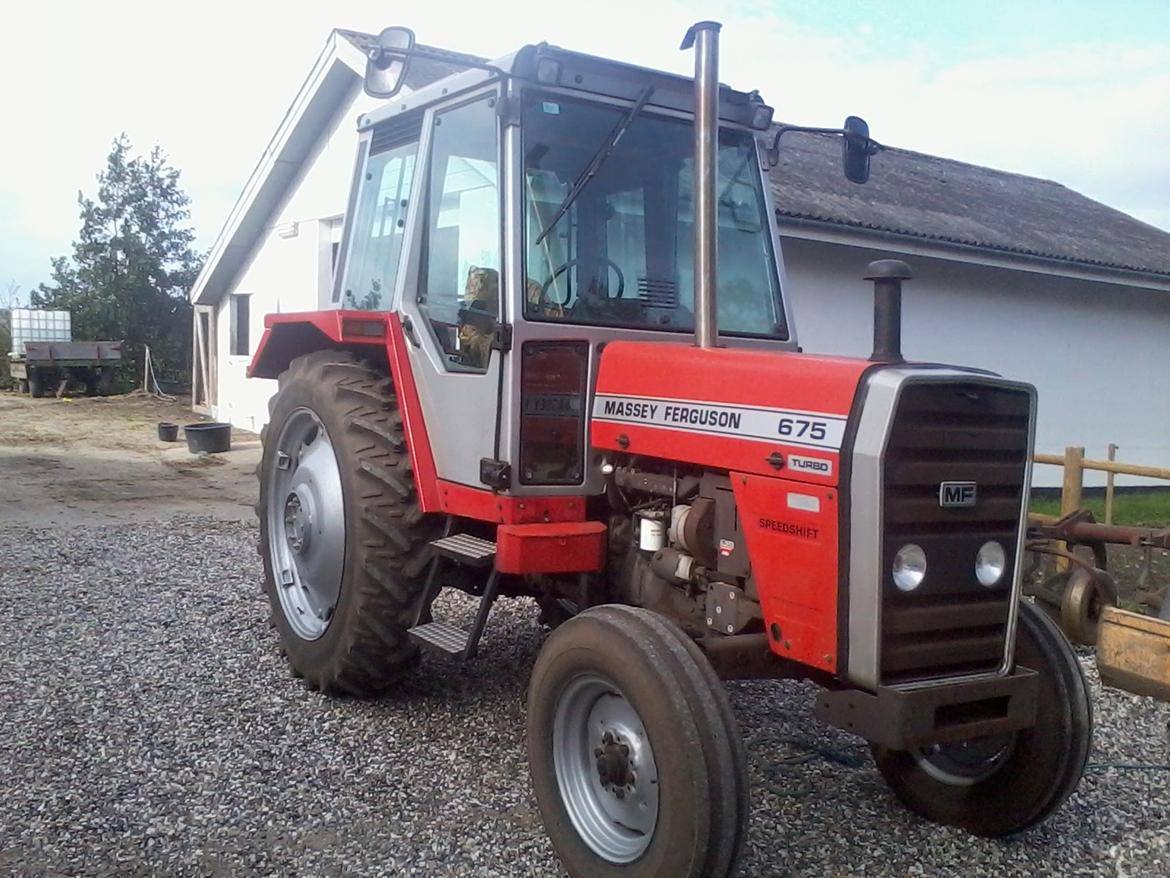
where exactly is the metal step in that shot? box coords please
[430,533,497,567]
[408,621,470,657]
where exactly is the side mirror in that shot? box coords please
[842,115,874,184]
[364,27,416,99]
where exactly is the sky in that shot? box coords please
[1,0,1168,304]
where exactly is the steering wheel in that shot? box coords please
[542,257,626,306]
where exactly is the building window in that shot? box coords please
[230,293,251,356]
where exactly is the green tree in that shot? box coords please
[31,135,203,384]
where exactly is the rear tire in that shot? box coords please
[527,605,748,877]
[871,601,1092,836]
[258,350,440,695]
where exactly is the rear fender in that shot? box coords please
[249,311,441,512]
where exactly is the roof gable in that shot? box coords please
[190,30,474,306]
[769,132,1170,279]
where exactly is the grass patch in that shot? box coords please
[1030,490,1170,528]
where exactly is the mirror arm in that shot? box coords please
[368,44,512,81]
[766,124,884,168]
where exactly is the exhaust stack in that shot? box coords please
[864,259,912,362]
[682,21,721,349]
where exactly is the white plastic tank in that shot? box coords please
[10,309,72,355]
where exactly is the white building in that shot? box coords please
[190,29,1170,487]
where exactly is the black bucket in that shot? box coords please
[185,422,232,454]
[158,422,179,442]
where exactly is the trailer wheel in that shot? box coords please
[527,605,748,878]
[871,601,1091,836]
[27,369,43,398]
[258,350,440,695]
[96,366,114,396]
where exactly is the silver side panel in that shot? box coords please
[847,367,1037,692]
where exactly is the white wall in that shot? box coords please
[782,236,1170,488]
[212,84,382,433]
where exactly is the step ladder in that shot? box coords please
[408,531,502,662]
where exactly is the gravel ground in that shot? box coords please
[2,517,1169,877]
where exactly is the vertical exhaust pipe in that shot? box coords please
[682,21,721,349]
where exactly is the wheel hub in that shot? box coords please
[552,674,660,864]
[594,731,635,795]
[915,733,1016,787]
[265,408,346,642]
[283,491,313,554]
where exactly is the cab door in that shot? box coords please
[397,89,506,490]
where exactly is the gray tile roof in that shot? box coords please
[331,33,1170,281]
[335,29,483,92]
[769,131,1170,279]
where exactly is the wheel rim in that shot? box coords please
[266,408,346,641]
[913,734,1016,787]
[552,673,659,863]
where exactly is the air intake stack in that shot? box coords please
[864,259,912,363]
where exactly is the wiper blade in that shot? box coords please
[535,86,654,246]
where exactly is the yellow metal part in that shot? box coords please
[1097,606,1170,702]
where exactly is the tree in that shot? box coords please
[0,281,20,384]
[31,135,203,383]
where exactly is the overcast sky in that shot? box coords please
[2,0,1168,303]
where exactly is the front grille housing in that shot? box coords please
[879,381,1032,684]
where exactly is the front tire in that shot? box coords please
[527,605,748,877]
[258,350,439,695]
[871,600,1092,836]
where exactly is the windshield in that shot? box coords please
[522,92,785,338]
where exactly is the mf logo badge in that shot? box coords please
[939,481,978,508]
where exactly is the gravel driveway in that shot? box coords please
[2,517,1169,877]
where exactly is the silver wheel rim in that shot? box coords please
[266,408,346,641]
[913,734,1015,787]
[552,673,659,863]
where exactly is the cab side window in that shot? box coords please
[418,95,501,372]
[342,133,419,311]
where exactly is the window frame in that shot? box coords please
[228,292,251,358]
[517,89,789,341]
[413,90,506,374]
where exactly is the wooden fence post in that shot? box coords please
[1057,446,1085,572]
[1104,443,1118,525]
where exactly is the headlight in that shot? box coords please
[975,541,1006,587]
[893,543,927,591]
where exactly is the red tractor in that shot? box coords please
[249,22,1090,877]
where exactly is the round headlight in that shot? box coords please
[976,541,1006,587]
[893,543,927,591]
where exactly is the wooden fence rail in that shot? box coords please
[1033,446,1170,569]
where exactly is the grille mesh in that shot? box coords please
[880,382,1031,683]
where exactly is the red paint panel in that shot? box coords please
[384,314,442,513]
[731,472,839,674]
[593,421,841,485]
[591,341,867,484]
[438,481,587,524]
[249,310,390,378]
[246,311,442,513]
[496,522,607,574]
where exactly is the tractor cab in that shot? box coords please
[326,31,800,495]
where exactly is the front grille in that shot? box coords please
[880,381,1031,684]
